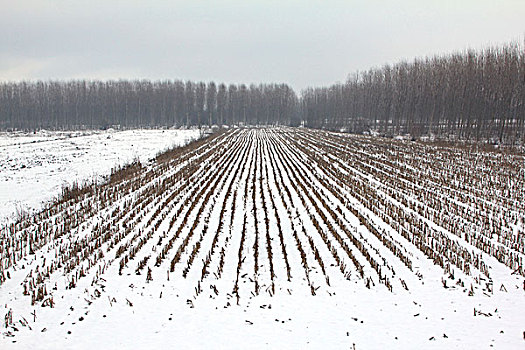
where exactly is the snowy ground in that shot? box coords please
[0,129,201,222]
[1,128,524,349]
[4,273,524,349]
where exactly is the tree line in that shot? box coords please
[0,41,524,144]
[0,80,299,130]
[302,41,525,144]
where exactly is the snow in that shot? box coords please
[1,128,524,349]
[3,269,524,349]
[0,129,201,222]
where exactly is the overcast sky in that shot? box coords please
[1,0,524,91]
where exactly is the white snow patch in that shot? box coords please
[0,129,200,222]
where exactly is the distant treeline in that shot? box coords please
[303,41,524,144]
[0,81,299,130]
[1,41,524,144]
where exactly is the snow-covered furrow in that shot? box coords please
[1,132,231,302]
[268,134,369,283]
[1,127,525,349]
[296,129,524,274]
[302,130,524,220]
[265,134,330,294]
[276,133,405,289]
[304,132,518,259]
[0,130,228,278]
[290,135,472,294]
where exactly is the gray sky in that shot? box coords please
[1,0,524,91]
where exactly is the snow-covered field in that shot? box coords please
[0,129,201,222]
[1,128,524,349]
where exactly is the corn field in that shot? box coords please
[1,128,523,314]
